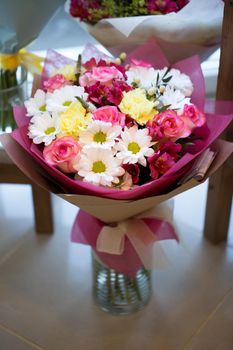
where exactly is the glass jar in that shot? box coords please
[0,65,28,132]
[92,253,152,315]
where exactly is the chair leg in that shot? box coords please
[31,184,54,234]
[204,158,233,244]
[204,1,233,244]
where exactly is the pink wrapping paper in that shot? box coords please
[10,111,233,200]
[71,210,178,277]
[126,39,205,110]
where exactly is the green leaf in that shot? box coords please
[162,67,171,78]
[162,75,172,83]
[75,54,82,85]
[75,96,89,110]
[156,72,160,85]
[158,104,171,112]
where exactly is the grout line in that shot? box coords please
[180,285,233,350]
[0,323,47,350]
[0,239,26,267]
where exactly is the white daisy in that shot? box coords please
[160,86,191,112]
[115,125,154,166]
[77,148,125,187]
[28,112,60,146]
[46,85,88,113]
[24,89,47,117]
[79,120,121,150]
[126,67,158,90]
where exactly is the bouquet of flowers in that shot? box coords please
[25,50,205,190]
[69,0,189,23]
[1,41,232,314]
[66,0,223,63]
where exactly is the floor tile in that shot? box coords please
[0,327,44,350]
[185,289,233,350]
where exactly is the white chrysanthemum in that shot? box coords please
[153,68,193,96]
[115,125,154,166]
[126,67,158,90]
[24,89,47,117]
[77,149,125,187]
[79,120,121,150]
[167,68,193,96]
[46,85,88,113]
[160,86,191,112]
[28,112,60,145]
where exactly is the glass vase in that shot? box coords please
[0,65,28,133]
[92,253,152,315]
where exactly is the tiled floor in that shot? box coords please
[0,182,232,350]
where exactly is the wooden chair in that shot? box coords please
[204,0,233,243]
[0,147,53,234]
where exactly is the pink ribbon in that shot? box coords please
[96,203,177,269]
[71,203,179,277]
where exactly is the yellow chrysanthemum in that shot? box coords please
[59,100,91,137]
[119,88,157,125]
[54,64,76,81]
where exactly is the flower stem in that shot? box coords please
[124,276,132,304]
[107,269,115,305]
[132,278,142,302]
[0,68,18,131]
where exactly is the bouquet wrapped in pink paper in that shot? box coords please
[1,40,233,314]
[66,0,223,63]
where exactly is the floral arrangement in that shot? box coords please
[70,0,189,24]
[24,52,207,191]
[1,42,232,313]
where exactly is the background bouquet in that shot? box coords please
[66,0,223,63]
[0,0,63,131]
[69,0,189,23]
[1,40,232,313]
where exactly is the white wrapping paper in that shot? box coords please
[66,0,223,63]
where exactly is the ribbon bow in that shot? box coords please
[0,49,43,74]
[96,201,177,269]
[71,201,179,275]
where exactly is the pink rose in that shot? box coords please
[147,110,191,141]
[43,74,71,93]
[93,106,126,127]
[80,66,124,87]
[181,104,206,129]
[130,58,152,68]
[43,136,80,173]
